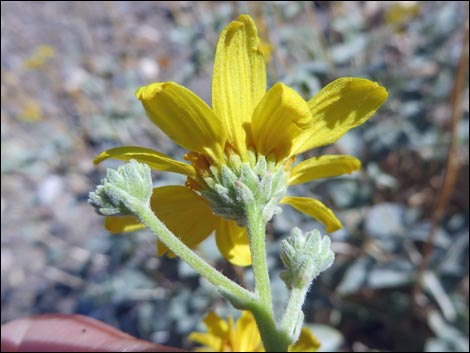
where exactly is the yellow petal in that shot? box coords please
[215,219,252,267]
[154,186,217,256]
[294,77,388,154]
[251,83,312,160]
[94,146,195,176]
[136,82,226,162]
[104,216,144,233]
[102,186,216,253]
[212,15,266,158]
[281,196,342,232]
[204,311,229,337]
[188,332,223,351]
[236,311,262,352]
[289,155,361,185]
[289,328,321,352]
[227,317,237,351]
[189,311,229,351]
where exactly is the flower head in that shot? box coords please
[189,310,320,352]
[95,15,387,266]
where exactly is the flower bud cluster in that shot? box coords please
[202,154,288,226]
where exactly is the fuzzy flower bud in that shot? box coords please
[202,155,288,226]
[88,160,153,216]
[280,227,334,290]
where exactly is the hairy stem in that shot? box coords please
[280,286,308,344]
[245,205,290,351]
[134,203,255,307]
[246,204,272,308]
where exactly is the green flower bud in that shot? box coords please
[201,155,289,226]
[280,227,334,290]
[88,159,153,216]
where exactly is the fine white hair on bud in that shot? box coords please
[88,159,153,216]
[201,155,289,226]
[280,227,335,290]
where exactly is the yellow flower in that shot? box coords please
[189,310,320,352]
[95,15,387,267]
[24,45,55,69]
[19,101,43,122]
[385,1,420,27]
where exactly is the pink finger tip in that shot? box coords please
[1,318,32,352]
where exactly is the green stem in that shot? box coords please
[134,203,254,306]
[280,286,308,343]
[245,204,290,352]
[248,303,291,352]
[246,204,272,307]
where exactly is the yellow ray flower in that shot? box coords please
[189,310,320,352]
[95,15,387,267]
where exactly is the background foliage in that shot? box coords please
[1,2,468,351]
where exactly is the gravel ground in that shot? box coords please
[2,2,468,351]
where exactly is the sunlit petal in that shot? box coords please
[289,155,361,185]
[94,146,195,176]
[212,15,266,158]
[102,186,217,256]
[281,196,342,232]
[153,186,218,256]
[215,219,252,267]
[136,82,226,162]
[294,77,388,154]
[251,83,312,160]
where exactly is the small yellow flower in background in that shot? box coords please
[24,45,56,70]
[189,311,320,352]
[19,101,43,122]
[95,15,387,266]
[385,1,420,26]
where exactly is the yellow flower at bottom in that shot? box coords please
[189,311,320,352]
[95,14,387,267]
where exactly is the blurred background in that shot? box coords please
[1,1,468,351]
